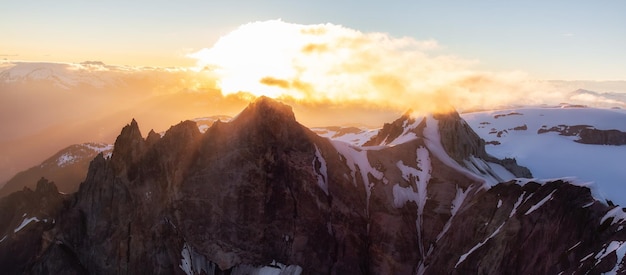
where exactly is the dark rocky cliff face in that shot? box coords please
[0,178,68,274]
[2,97,625,274]
[433,111,532,179]
[427,179,626,274]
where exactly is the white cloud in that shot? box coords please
[189,20,567,113]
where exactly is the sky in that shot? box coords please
[2,0,625,81]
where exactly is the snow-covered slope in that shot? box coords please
[462,107,626,205]
[315,112,523,186]
[311,126,378,146]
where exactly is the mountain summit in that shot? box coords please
[235,95,297,123]
[1,97,625,274]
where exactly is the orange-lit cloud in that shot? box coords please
[260,76,290,89]
[301,43,329,53]
[189,20,570,114]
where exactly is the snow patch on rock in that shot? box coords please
[601,207,626,226]
[313,145,329,195]
[392,146,432,256]
[455,223,505,267]
[437,186,472,241]
[331,140,383,211]
[525,189,556,215]
[594,241,626,273]
[14,217,42,233]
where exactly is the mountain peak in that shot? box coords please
[251,96,295,118]
[110,119,146,172]
[234,96,296,125]
[113,119,143,148]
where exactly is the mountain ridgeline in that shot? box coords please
[0,143,113,198]
[1,97,625,274]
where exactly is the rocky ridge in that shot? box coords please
[0,97,625,274]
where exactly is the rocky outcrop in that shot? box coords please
[1,97,625,274]
[578,128,626,145]
[538,124,593,136]
[110,119,146,175]
[538,124,626,145]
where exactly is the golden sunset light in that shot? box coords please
[2,2,626,273]
[187,20,566,115]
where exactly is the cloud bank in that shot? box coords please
[189,20,567,114]
[0,60,219,95]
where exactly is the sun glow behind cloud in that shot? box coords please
[189,20,563,114]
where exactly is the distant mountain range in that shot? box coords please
[1,97,625,274]
[0,143,112,197]
[0,61,124,89]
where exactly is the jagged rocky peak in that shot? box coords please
[145,129,161,146]
[110,118,145,170]
[108,119,202,172]
[115,119,143,147]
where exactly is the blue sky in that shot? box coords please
[2,0,625,80]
